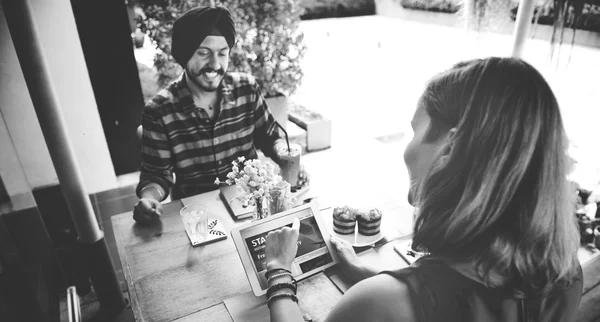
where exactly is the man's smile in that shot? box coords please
[203,71,219,79]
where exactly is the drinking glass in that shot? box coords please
[278,143,302,187]
[180,204,208,241]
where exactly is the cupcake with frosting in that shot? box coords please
[357,208,382,236]
[333,206,357,235]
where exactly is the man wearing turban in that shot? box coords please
[133,5,288,224]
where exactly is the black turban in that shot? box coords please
[171,5,236,67]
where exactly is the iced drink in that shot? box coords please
[278,143,302,187]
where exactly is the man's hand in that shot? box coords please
[133,198,162,224]
[265,217,300,271]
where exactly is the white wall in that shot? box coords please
[0,109,38,213]
[0,0,117,194]
[0,110,31,197]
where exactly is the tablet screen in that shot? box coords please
[239,207,333,290]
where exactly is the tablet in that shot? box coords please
[230,202,339,296]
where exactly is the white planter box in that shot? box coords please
[288,105,332,152]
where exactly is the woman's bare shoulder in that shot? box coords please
[325,273,417,322]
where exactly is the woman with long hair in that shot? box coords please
[264,57,583,322]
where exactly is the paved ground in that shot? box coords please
[135,14,600,189]
[292,15,600,189]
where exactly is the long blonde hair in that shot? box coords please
[412,57,580,296]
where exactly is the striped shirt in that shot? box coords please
[136,72,284,200]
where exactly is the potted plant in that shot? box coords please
[133,0,307,129]
[223,0,307,130]
[288,103,332,151]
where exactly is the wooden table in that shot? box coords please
[111,135,600,322]
[112,139,414,322]
[112,195,408,322]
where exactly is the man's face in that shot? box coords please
[186,35,230,92]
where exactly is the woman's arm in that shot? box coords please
[268,273,305,322]
[267,266,416,322]
[325,274,417,322]
[265,221,416,322]
[266,218,305,322]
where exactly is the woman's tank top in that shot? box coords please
[380,257,583,322]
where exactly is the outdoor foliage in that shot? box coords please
[462,0,517,31]
[400,0,462,13]
[468,0,600,48]
[401,0,600,50]
[300,0,376,19]
[510,0,600,33]
[134,0,307,97]
[137,62,161,102]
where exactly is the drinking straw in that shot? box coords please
[275,122,290,152]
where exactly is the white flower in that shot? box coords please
[221,158,284,202]
[214,178,221,185]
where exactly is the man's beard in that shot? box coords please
[188,67,225,92]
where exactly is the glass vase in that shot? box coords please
[269,181,292,216]
[253,196,269,221]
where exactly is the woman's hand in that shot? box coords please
[330,236,377,283]
[265,217,300,271]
